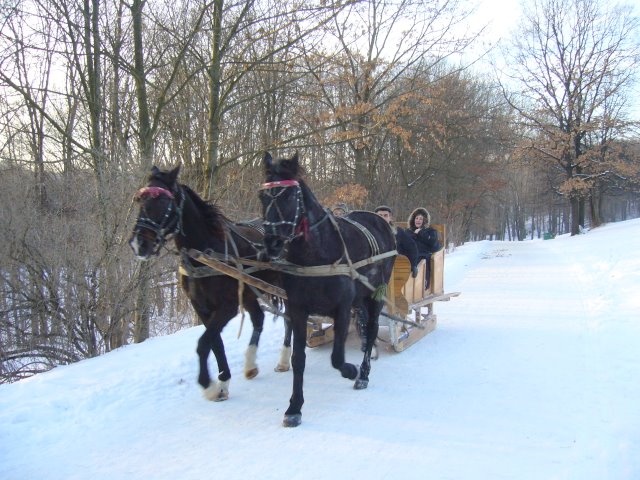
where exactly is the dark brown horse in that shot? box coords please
[130,165,291,401]
[259,152,397,427]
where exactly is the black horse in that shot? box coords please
[130,165,291,401]
[259,152,397,427]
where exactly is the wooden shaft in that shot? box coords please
[187,249,287,299]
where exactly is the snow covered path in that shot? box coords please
[435,236,639,479]
[1,220,639,480]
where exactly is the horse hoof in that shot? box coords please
[283,414,302,427]
[354,378,369,390]
[341,363,359,380]
[204,388,229,402]
[245,367,259,379]
[204,380,230,401]
[204,388,226,401]
[214,391,229,402]
[214,392,229,402]
[274,364,290,372]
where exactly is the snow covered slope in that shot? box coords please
[2,219,639,480]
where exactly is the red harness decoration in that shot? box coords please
[135,186,174,200]
[295,216,310,241]
[260,180,300,190]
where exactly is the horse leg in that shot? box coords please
[197,326,231,400]
[197,305,235,401]
[355,306,368,352]
[243,299,265,379]
[354,299,383,390]
[331,305,359,381]
[193,303,229,397]
[203,329,232,401]
[275,315,292,372]
[354,305,377,358]
[283,308,307,427]
[196,327,213,389]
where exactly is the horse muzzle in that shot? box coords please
[129,231,157,260]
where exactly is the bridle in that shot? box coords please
[259,180,308,244]
[133,185,185,255]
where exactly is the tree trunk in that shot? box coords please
[205,0,223,198]
[579,197,586,229]
[589,188,603,228]
[131,0,153,342]
[570,197,581,235]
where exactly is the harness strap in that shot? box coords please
[186,248,398,306]
[230,249,397,277]
[219,221,248,335]
[339,215,381,257]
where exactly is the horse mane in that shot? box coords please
[272,155,306,180]
[270,155,323,204]
[180,184,228,237]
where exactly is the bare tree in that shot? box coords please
[202,0,350,197]
[0,3,58,206]
[501,0,640,235]
[298,0,479,192]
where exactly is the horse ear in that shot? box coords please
[291,151,299,165]
[151,166,160,176]
[167,164,181,187]
[263,152,273,171]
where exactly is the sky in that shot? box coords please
[1,218,639,480]
[469,0,640,121]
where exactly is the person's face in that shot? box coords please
[377,210,392,223]
[333,208,345,217]
[414,214,424,228]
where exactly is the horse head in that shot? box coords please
[129,165,184,260]
[259,152,310,260]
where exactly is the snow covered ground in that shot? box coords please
[1,219,639,480]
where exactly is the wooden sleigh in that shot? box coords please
[306,223,460,351]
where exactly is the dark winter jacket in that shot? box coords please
[406,207,442,259]
[395,227,419,276]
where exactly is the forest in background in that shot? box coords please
[1,0,639,382]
